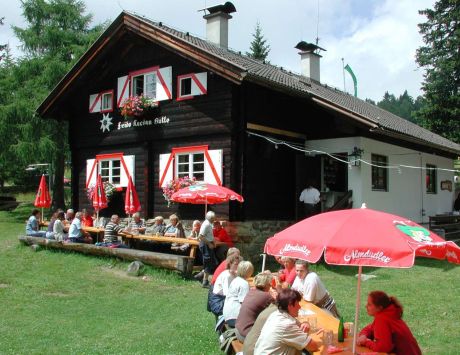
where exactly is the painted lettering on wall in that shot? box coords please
[116,116,170,130]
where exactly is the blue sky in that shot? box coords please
[1,0,435,101]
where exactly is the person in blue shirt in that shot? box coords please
[26,209,46,238]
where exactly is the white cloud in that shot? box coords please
[1,0,436,101]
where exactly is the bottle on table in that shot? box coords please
[338,316,344,342]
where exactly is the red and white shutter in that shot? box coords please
[191,72,207,96]
[86,159,97,187]
[156,66,172,102]
[89,93,102,113]
[120,155,135,187]
[204,149,223,185]
[117,75,130,107]
[159,153,174,187]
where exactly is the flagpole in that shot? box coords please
[341,57,346,92]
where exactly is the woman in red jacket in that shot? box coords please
[357,291,422,355]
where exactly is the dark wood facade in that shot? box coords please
[39,13,457,223]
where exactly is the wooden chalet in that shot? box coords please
[38,6,460,229]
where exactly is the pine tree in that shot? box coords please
[415,0,460,142]
[246,22,270,61]
[0,0,104,208]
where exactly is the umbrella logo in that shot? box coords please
[446,250,458,261]
[395,223,432,243]
[344,250,391,264]
[279,243,311,257]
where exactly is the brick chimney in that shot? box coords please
[295,41,326,82]
[203,2,236,49]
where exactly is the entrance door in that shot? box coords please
[295,154,321,220]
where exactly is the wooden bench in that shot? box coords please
[429,214,460,242]
[18,236,195,276]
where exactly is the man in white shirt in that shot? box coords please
[254,288,319,355]
[299,181,320,218]
[198,210,217,288]
[291,260,340,318]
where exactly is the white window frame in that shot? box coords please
[100,90,113,113]
[175,152,205,181]
[131,68,158,100]
[99,159,121,185]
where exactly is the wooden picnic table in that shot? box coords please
[40,221,105,242]
[300,300,388,355]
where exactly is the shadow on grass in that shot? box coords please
[414,257,457,272]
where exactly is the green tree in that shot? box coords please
[376,90,423,123]
[0,17,7,62]
[415,0,460,142]
[1,0,104,208]
[246,22,270,61]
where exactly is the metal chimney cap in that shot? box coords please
[295,41,326,53]
[205,2,236,15]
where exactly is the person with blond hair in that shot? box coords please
[223,260,254,327]
[235,272,275,342]
[164,214,185,238]
[210,247,240,285]
[357,291,421,354]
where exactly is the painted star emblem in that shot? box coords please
[100,113,113,132]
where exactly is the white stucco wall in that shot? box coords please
[306,137,455,223]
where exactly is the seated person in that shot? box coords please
[243,303,278,355]
[145,216,166,235]
[81,208,94,227]
[178,220,201,252]
[128,212,146,234]
[53,211,68,242]
[291,259,340,318]
[235,272,275,342]
[210,247,240,285]
[213,220,233,263]
[65,209,75,224]
[26,209,47,238]
[208,254,242,317]
[278,257,297,287]
[102,214,126,245]
[223,261,254,327]
[254,289,319,354]
[164,214,185,238]
[357,291,422,354]
[68,212,92,243]
[46,209,63,239]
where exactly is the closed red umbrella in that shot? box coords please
[34,174,51,220]
[170,182,243,214]
[264,204,460,353]
[125,176,141,215]
[92,175,108,217]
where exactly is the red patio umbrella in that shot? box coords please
[264,204,460,354]
[34,174,51,221]
[125,176,141,215]
[170,182,244,213]
[92,175,108,222]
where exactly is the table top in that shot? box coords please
[300,301,386,355]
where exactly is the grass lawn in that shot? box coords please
[0,200,459,354]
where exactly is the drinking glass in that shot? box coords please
[308,316,317,332]
[344,322,354,338]
[323,329,334,346]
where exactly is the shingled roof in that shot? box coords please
[131,12,460,155]
[38,11,460,155]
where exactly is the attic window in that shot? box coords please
[180,77,192,97]
[101,91,113,112]
[132,71,157,99]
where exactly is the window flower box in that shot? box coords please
[120,95,159,119]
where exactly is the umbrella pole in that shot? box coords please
[260,253,266,272]
[41,207,44,222]
[352,265,363,355]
